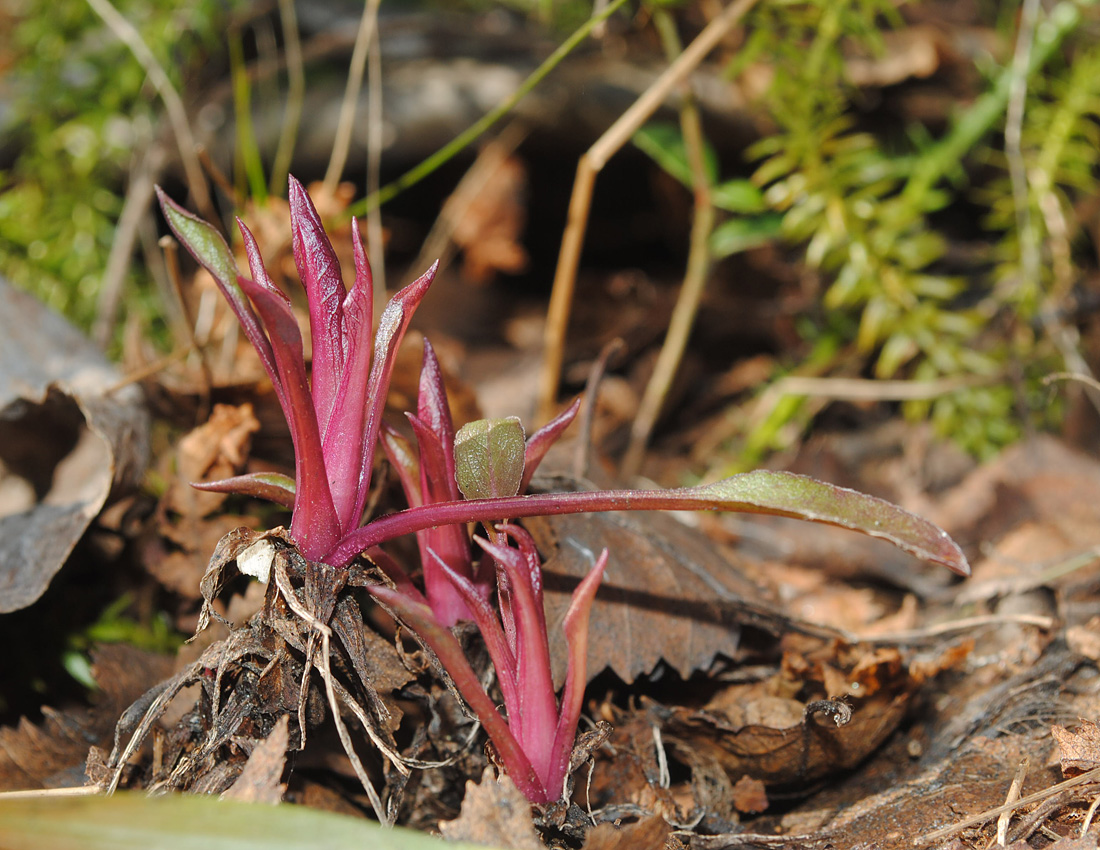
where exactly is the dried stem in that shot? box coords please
[84,0,213,221]
[269,0,305,197]
[323,0,382,196]
[621,7,716,479]
[537,0,761,423]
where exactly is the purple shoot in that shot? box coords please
[372,524,606,803]
[157,177,436,562]
[158,180,970,805]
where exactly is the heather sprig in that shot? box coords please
[158,180,970,804]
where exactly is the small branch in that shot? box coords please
[622,7,716,479]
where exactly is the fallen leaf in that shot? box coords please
[731,774,768,814]
[526,479,794,687]
[222,715,289,804]
[451,155,529,284]
[581,816,672,850]
[438,769,542,849]
[1052,721,1100,777]
[0,645,173,791]
[0,277,149,613]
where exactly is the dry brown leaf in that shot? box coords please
[221,714,289,804]
[0,277,149,613]
[581,816,672,850]
[1052,721,1100,777]
[451,155,528,283]
[665,642,915,786]
[437,769,541,849]
[730,774,768,814]
[0,645,172,791]
[527,488,786,687]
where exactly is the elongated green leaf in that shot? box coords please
[454,417,526,501]
[328,470,969,576]
[0,792,499,850]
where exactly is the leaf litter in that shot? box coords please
[9,53,1100,850]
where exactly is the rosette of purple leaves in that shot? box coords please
[157,179,969,804]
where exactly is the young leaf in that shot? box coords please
[333,263,437,534]
[237,221,340,559]
[192,471,296,509]
[521,398,580,492]
[288,176,347,433]
[327,470,969,576]
[156,188,284,410]
[368,584,547,802]
[455,417,527,501]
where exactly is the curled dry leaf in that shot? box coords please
[1051,720,1100,777]
[0,276,149,613]
[437,769,543,849]
[661,641,953,787]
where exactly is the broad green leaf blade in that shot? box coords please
[711,179,768,213]
[455,417,527,501]
[709,214,783,258]
[329,470,969,576]
[0,792,499,850]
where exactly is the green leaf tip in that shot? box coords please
[693,470,970,576]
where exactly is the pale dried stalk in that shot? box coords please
[323,0,383,195]
[84,0,212,221]
[537,0,761,423]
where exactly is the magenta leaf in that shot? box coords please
[455,418,527,501]
[192,471,296,509]
[156,188,285,411]
[237,221,340,559]
[329,263,437,534]
[288,176,347,434]
[326,470,970,575]
[521,398,580,492]
[318,218,376,514]
[367,584,547,802]
[549,547,607,795]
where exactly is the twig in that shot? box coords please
[574,337,626,480]
[412,122,529,279]
[996,757,1029,846]
[84,0,213,222]
[348,0,632,218]
[269,0,305,197]
[323,0,382,196]
[621,6,716,478]
[852,613,1056,647]
[920,765,1100,845]
[537,0,761,423]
